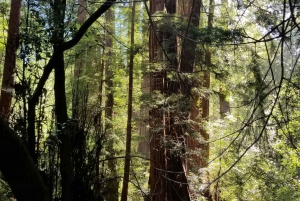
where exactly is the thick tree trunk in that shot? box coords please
[0,117,49,201]
[149,0,195,200]
[0,0,21,119]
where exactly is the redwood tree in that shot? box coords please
[148,0,201,200]
[148,0,169,200]
[0,0,21,119]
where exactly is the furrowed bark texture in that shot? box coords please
[149,0,168,200]
[149,0,204,200]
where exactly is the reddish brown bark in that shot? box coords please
[176,0,203,171]
[149,1,166,200]
[189,0,214,199]
[0,0,21,119]
[149,0,201,200]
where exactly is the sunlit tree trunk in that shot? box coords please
[120,2,135,200]
[77,0,87,24]
[104,6,119,201]
[149,0,168,199]
[149,0,194,200]
[0,0,21,119]
[72,0,87,119]
[177,0,201,169]
[188,0,214,199]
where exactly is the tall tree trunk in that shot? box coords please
[148,0,168,199]
[120,2,135,200]
[188,0,214,199]
[0,1,115,200]
[55,51,73,201]
[0,0,21,119]
[177,0,201,170]
[202,2,214,199]
[72,0,87,119]
[149,0,197,200]
[104,7,119,201]
[138,1,150,157]
[94,57,104,200]
[176,1,203,200]
[164,1,192,200]
[53,1,74,200]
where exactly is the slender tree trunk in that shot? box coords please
[0,0,21,119]
[120,2,135,200]
[104,7,119,201]
[0,1,115,199]
[55,51,73,201]
[72,0,87,119]
[52,1,74,200]
[94,57,104,199]
[149,0,167,199]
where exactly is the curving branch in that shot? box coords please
[27,0,116,161]
[0,117,49,201]
[0,0,116,199]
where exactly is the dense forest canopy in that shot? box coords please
[0,0,299,200]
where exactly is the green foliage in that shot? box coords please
[1,0,300,200]
[0,176,12,201]
[153,12,243,44]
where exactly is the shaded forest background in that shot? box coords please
[0,0,300,200]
